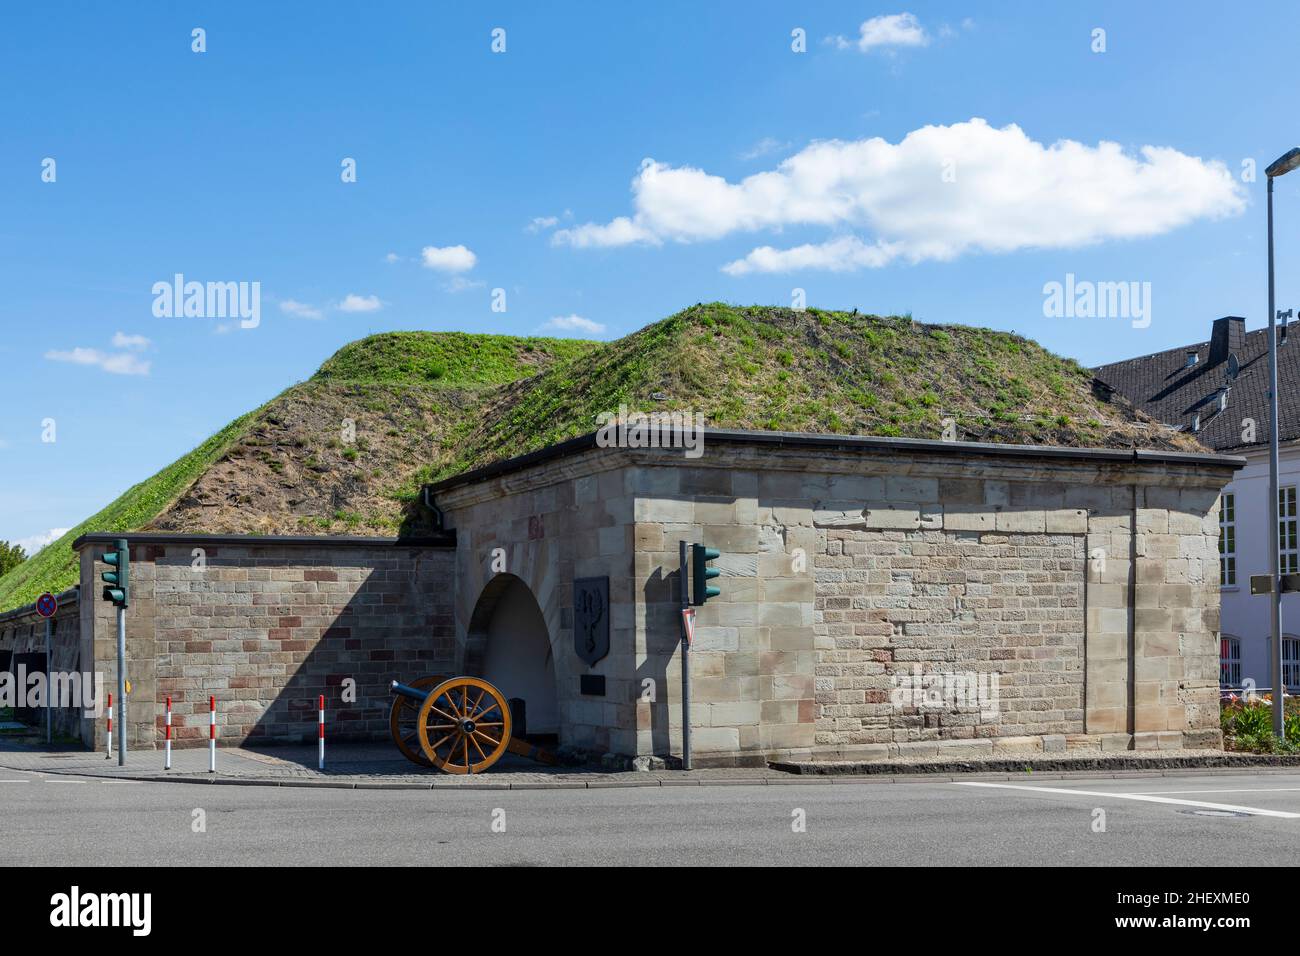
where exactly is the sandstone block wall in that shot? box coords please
[57,437,1234,766]
[74,539,456,749]
[440,450,640,756]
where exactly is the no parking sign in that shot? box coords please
[36,592,57,618]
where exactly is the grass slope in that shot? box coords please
[0,305,1196,612]
[426,302,1196,483]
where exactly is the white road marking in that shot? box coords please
[1131,788,1300,796]
[0,780,32,783]
[953,781,1300,819]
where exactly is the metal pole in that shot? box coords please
[116,605,127,765]
[679,539,692,771]
[44,617,52,745]
[1268,176,1285,738]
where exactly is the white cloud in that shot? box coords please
[384,252,402,263]
[421,244,478,273]
[45,347,150,376]
[544,314,606,335]
[832,13,930,51]
[553,213,658,249]
[553,119,1246,273]
[526,216,559,233]
[13,527,70,556]
[280,299,324,319]
[740,137,791,162]
[337,294,383,313]
[723,237,904,275]
[111,331,150,350]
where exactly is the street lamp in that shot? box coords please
[1265,147,1299,736]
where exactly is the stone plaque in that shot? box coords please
[573,576,609,667]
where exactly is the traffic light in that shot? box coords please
[100,539,129,609]
[691,544,721,606]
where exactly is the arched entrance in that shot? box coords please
[465,573,558,737]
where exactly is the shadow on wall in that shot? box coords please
[172,550,457,748]
[639,564,677,759]
[463,572,558,737]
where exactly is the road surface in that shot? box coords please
[5,768,1300,866]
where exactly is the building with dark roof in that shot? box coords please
[1096,316,1300,692]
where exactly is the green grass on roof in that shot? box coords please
[0,304,1194,613]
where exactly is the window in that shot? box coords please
[1220,636,1242,687]
[1281,486,1299,575]
[1219,492,1237,586]
[1286,638,1300,690]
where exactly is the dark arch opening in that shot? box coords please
[465,573,558,737]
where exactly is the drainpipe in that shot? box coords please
[420,486,445,531]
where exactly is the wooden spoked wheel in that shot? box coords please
[389,675,446,766]
[416,676,512,774]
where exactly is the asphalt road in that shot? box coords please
[6,768,1300,866]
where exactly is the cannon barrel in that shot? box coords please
[390,679,432,703]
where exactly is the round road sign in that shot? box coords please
[36,592,57,618]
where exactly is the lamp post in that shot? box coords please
[1265,147,1300,737]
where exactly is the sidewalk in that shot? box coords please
[6,739,1300,791]
[0,741,789,789]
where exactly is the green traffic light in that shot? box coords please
[691,544,723,606]
[99,541,129,608]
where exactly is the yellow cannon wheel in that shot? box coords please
[389,675,445,766]
[416,676,512,774]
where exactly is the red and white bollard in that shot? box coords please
[164,696,172,770]
[105,693,113,759]
[208,695,216,773]
[318,694,325,770]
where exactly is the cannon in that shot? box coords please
[389,675,557,774]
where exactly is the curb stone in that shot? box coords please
[7,758,1300,792]
[769,753,1300,776]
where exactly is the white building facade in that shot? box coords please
[1097,314,1300,695]
[1215,441,1300,692]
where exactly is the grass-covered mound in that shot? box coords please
[0,304,1195,611]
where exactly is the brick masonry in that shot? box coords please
[57,436,1236,766]
[434,440,1234,766]
[71,539,455,749]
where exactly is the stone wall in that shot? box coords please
[73,536,456,749]
[433,438,1233,767]
[440,450,639,756]
[53,434,1234,766]
[815,526,1085,754]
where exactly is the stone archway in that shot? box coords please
[464,573,558,736]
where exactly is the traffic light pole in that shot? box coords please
[679,539,692,771]
[116,606,127,765]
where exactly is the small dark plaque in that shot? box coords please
[579,674,606,697]
[573,575,610,667]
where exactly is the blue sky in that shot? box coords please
[3,1,1299,551]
